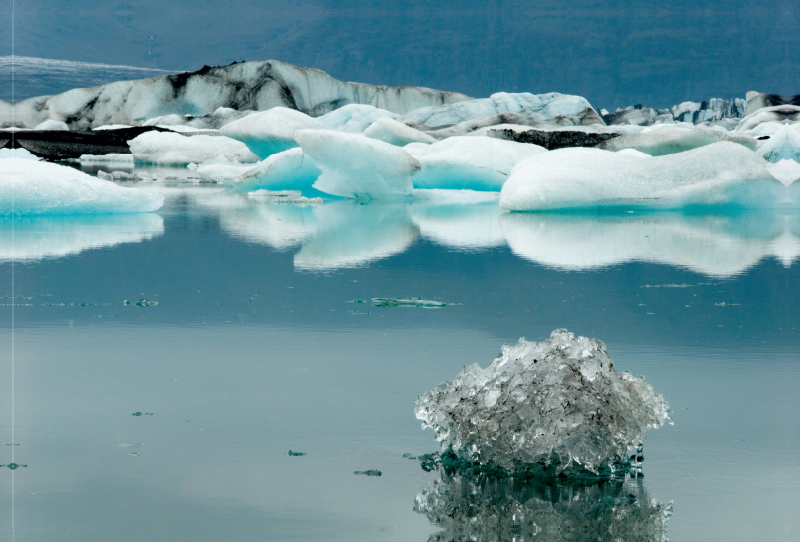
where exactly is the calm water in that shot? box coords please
[1,178,799,541]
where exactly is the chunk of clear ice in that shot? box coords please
[414,329,670,478]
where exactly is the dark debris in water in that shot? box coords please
[124,299,158,307]
[354,470,382,476]
[288,450,306,456]
[2,463,27,470]
[132,412,154,416]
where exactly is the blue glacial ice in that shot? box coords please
[406,136,546,190]
[129,131,259,165]
[296,129,419,199]
[0,157,164,215]
[219,107,325,158]
[415,329,670,478]
[362,117,436,146]
[226,148,322,192]
[499,142,785,211]
[317,104,399,133]
[758,124,800,163]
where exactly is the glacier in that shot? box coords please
[500,142,783,211]
[295,130,419,199]
[0,157,163,215]
[415,329,670,478]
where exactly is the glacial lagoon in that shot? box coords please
[1,176,799,542]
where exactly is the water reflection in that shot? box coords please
[193,188,800,275]
[415,472,670,542]
[0,214,164,262]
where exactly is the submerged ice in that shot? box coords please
[415,329,670,478]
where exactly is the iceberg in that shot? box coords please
[499,142,782,211]
[671,97,748,124]
[759,124,800,163]
[406,136,546,191]
[362,118,436,146]
[0,214,164,262]
[128,131,259,165]
[4,59,470,130]
[219,107,325,158]
[227,148,321,192]
[34,119,69,131]
[317,104,398,133]
[415,473,671,542]
[295,130,419,199]
[401,92,603,129]
[486,126,620,150]
[0,158,163,215]
[414,329,670,478]
[598,126,756,156]
[734,105,800,133]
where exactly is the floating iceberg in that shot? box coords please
[317,104,398,133]
[734,105,800,133]
[0,214,164,261]
[500,142,782,211]
[219,107,325,158]
[759,124,800,163]
[407,136,546,190]
[0,158,164,215]
[401,92,603,128]
[598,126,755,156]
[362,117,436,146]
[415,329,670,478]
[372,298,447,308]
[227,148,321,192]
[129,131,258,165]
[296,129,419,199]
[415,473,671,542]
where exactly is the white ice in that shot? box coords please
[400,92,603,128]
[34,119,69,131]
[0,158,164,215]
[768,159,800,186]
[362,117,436,146]
[598,126,756,156]
[129,131,259,165]
[296,129,419,199]
[219,107,324,158]
[79,154,134,164]
[317,104,398,133]
[759,124,800,163]
[500,142,782,211]
[406,136,546,191]
[227,148,321,192]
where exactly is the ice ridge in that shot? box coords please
[414,329,670,479]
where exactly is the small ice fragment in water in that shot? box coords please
[124,299,158,307]
[414,329,670,479]
[372,298,448,308]
[287,450,306,456]
[117,444,145,448]
[346,299,366,304]
[132,412,153,416]
[715,302,741,306]
[2,463,27,469]
[354,470,382,476]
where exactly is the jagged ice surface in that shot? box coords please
[415,329,670,477]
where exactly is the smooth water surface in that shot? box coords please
[1,181,799,541]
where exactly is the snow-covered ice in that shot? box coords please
[129,131,259,165]
[317,104,398,133]
[34,119,69,131]
[401,92,603,128]
[500,142,782,211]
[415,329,670,478]
[227,148,321,192]
[598,126,756,156]
[406,136,546,190]
[362,117,436,146]
[759,124,800,163]
[296,129,419,199]
[0,158,164,215]
[219,107,324,158]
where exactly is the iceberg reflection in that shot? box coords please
[502,211,800,277]
[0,214,164,262]
[415,472,670,542]
[412,200,505,250]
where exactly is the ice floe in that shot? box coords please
[597,126,756,156]
[317,104,398,133]
[362,117,436,146]
[500,142,782,211]
[226,148,321,192]
[129,131,259,165]
[758,124,800,163]
[415,329,670,478]
[0,214,164,261]
[296,130,419,199]
[406,136,546,190]
[219,107,325,158]
[0,158,163,215]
